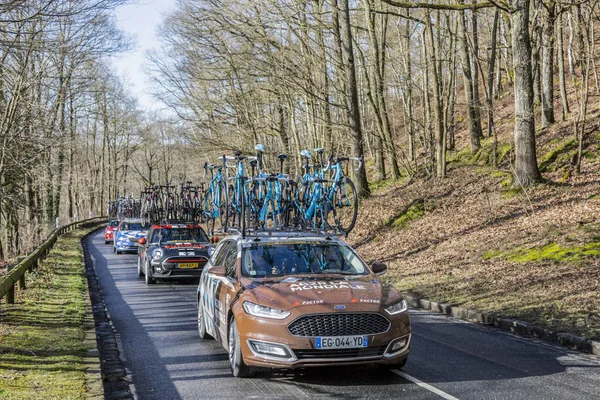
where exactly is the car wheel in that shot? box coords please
[197,301,212,340]
[137,257,143,277]
[105,240,109,244]
[228,317,252,377]
[145,262,155,285]
[113,246,116,253]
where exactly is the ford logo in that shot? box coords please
[333,305,346,310]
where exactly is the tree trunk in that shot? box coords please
[511,0,542,187]
[471,3,482,139]
[557,12,569,120]
[541,4,556,127]
[459,8,481,151]
[488,9,499,165]
[425,10,445,178]
[337,0,369,197]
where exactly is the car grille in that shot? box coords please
[288,313,390,337]
[295,345,387,360]
[164,257,208,263]
[128,237,139,243]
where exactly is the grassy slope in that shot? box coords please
[352,95,600,340]
[0,226,99,399]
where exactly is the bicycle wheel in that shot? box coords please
[329,177,358,234]
[247,181,262,231]
[217,180,228,232]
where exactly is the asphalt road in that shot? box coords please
[86,231,600,399]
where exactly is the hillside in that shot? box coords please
[350,100,600,341]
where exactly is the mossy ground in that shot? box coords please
[391,200,425,229]
[352,131,600,340]
[0,225,100,399]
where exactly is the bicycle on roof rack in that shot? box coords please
[202,158,228,235]
[201,145,361,237]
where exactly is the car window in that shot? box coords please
[157,227,209,243]
[121,222,146,231]
[109,220,119,227]
[241,243,368,277]
[223,243,238,278]
[212,241,232,266]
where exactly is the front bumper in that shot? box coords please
[149,258,207,279]
[236,309,411,369]
[115,242,139,252]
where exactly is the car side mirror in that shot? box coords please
[208,265,226,277]
[211,237,220,244]
[372,262,387,275]
[138,238,146,245]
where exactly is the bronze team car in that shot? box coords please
[197,231,411,377]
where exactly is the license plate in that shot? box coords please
[315,336,368,349]
[178,263,198,269]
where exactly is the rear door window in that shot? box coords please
[223,243,238,278]
[211,241,232,267]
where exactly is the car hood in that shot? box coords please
[242,275,400,311]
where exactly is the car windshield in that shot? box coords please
[158,228,208,243]
[241,243,368,278]
[109,220,119,227]
[120,222,146,231]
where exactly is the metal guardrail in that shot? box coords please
[0,216,107,304]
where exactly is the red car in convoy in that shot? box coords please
[104,220,120,244]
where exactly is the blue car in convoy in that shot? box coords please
[114,219,149,254]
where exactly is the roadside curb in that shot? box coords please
[82,231,134,400]
[403,293,600,357]
[84,287,104,400]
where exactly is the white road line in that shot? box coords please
[391,369,460,400]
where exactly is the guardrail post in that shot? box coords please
[16,257,26,290]
[6,264,15,304]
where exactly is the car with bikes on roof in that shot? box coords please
[195,145,411,377]
[113,218,149,254]
[104,219,120,244]
[137,223,214,285]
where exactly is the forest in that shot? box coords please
[1,0,599,264]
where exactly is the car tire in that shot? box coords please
[228,317,252,377]
[116,250,122,255]
[145,262,155,285]
[197,301,212,340]
[137,257,143,277]
[105,240,109,244]
[113,246,116,253]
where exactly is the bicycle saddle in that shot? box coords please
[255,144,266,153]
[300,149,312,158]
[277,154,289,161]
[205,163,215,169]
[313,148,325,153]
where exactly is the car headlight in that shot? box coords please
[243,301,290,319]
[384,299,408,315]
[152,249,163,259]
